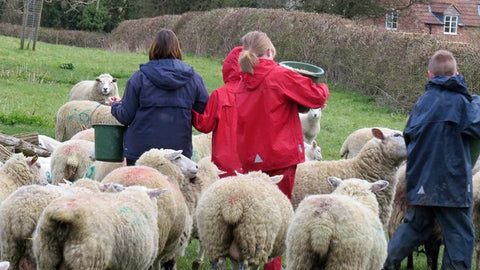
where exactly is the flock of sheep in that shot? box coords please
[0,73,479,270]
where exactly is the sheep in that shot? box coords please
[38,135,61,153]
[304,141,322,161]
[196,171,294,269]
[89,160,125,182]
[0,153,47,204]
[136,148,198,189]
[33,185,164,270]
[0,179,111,269]
[37,156,52,183]
[101,166,191,270]
[388,163,442,270]
[286,177,388,270]
[292,128,407,227]
[472,171,480,270]
[70,127,95,142]
[192,132,212,163]
[339,127,401,159]
[0,262,8,270]
[69,73,119,105]
[299,106,325,144]
[55,100,121,141]
[50,139,95,185]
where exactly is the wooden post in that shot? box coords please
[32,0,44,51]
[0,133,51,157]
[20,0,29,49]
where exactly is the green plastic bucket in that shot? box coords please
[279,61,325,83]
[93,124,126,162]
[470,139,480,165]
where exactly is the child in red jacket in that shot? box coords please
[236,31,329,270]
[192,46,243,177]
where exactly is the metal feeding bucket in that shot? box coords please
[93,124,126,162]
[279,61,325,113]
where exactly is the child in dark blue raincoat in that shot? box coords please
[384,50,480,270]
[110,29,209,165]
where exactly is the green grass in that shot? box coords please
[0,35,443,269]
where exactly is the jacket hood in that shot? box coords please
[240,58,277,91]
[222,46,242,84]
[428,75,471,101]
[140,59,194,90]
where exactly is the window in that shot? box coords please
[478,5,480,16]
[386,11,399,30]
[444,15,458,34]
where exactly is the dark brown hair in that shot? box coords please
[149,29,182,61]
[428,49,457,76]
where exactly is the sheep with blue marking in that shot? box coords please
[101,165,191,269]
[286,177,388,270]
[55,100,121,141]
[0,179,114,269]
[196,171,293,269]
[32,185,164,270]
[69,73,119,105]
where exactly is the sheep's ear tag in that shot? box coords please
[148,189,168,199]
[370,180,389,192]
[270,175,284,184]
[29,155,38,166]
[0,261,10,270]
[372,128,385,141]
[165,150,182,161]
[327,176,342,188]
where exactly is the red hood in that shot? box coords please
[239,58,277,91]
[222,46,242,84]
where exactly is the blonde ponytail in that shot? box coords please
[239,49,258,74]
[239,31,276,75]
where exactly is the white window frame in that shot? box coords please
[386,11,399,30]
[444,15,458,35]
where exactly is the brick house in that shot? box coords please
[362,0,480,42]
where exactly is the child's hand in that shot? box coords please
[108,96,121,105]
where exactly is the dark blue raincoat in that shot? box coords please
[405,75,480,207]
[111,59,209,160]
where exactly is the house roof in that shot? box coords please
[410,1,480,27]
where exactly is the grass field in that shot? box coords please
[0,35,440,269]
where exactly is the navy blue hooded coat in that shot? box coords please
[111,59,209,160]
[405,75,480,207]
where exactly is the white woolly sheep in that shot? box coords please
[0,262,8,270]
[37,156,52,183]
[473,157,480,175]
[0,153,47,204]
[101,166,191,269]
[292,128,407,227]
[88,160,125,182]
[50,139,95,184]
[55,100,121,141]
[38,135,61,153]
[286,177,388,270]
[472,171,480,270]
[388,163,442,270]
[33,185,163,270]
[0,179,110,269]
[70,127,95,142]
[339,127,401,159]
[304,141,322,161]
[192,132,212,163]
[196,171,293,269]
[187,156,223,269]
[136,148,198,189]
[69,73,119,105]
[299,106,325,144]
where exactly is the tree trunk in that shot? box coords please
[12,132,39,146]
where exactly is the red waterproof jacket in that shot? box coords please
[192,46,243,176]
[235,58,329,172]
